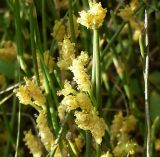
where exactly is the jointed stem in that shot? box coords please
[144,9,151,157]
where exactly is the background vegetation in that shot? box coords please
[0,0,160,156]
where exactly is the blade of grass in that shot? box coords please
[28,2,40,84]
[68,0,76,43]
[13,0,27,73]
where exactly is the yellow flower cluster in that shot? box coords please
[57,37,75,70]
[14,78,46,106]
[0,41,16,60]
[75,111,105,144]
[69,51,91,92]
[57,80,76,96]
[51,15,79,42]
[110,112,139,156]
[36,111,64,156]
[59,92,92,115]
[113,141,138,157]
[36,111,54,152]
[23,130,42,157]
[58,82,90,120]
[67,14,79,38]
[58,82,105,144]
[77,2,107,29]
[118,1,143,33]
[51,20,66,42]
[74,135,84,152]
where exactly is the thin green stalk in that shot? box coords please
[68,0,76,43]
[32,3,59,107]
[33,10,43,54]
[31,3,59,135]
[6,0,13,11]
[76,0,89,52]
[32,5,59,108]
[82,0,89,9]
[29,3,39,84]
[96,144,101,157]
[127,23,134,58]
[91,48,96,91]
[93,29,101,110]
[151,116,160,156]
[111,50,140,116]
[144,9,151,157]
[38,53,59,135]
[49,113,70,157]
[14,63,21,157]
[47,0,60,19]
[101,22,126,61]
[4,63,18,157]
[14,102,21,157]
[85,132,91,157]
[42,0,47,50]
[13,0,27,73]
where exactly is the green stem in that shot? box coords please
[93,29,101,110]
[85,132,91,157]
[144,9,151,157]
[91,47,96,91]
[47,0,60,19]
[151,116,160,156]
[13,0,27,73]
[29,3,39,84]
[101,22,126,61]
[31,4,59,136]
[49,113,70,157]
[42,0,47,50]
[68,0,76,43]
[14,102,21,157]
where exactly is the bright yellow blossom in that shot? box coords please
[75,111,105,144]
[76,92,92,112]
[57,37,75,70]
[36,111,54,152]
[23,130,42,157]
[118,5,143,31]
[67,14,79,38]
[14,78,46,106]
[77,2,107,29]
[14,85,32,105]
[51,20,66,42]
[69,51,91,92]
[60,95,78,112]
[57,80,76,96]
